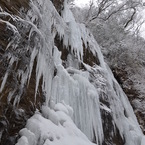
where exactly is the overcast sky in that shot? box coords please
[74,0,90,7]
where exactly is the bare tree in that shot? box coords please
[79,0,144,29]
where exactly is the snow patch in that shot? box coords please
[16,102,97,145]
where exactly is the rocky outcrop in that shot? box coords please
[52,0,64,14]
[0,0,29,15]
[0,1,44,144]
[112,67,145,134]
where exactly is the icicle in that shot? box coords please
[0,72,8,93]
[0,56,15,93]
[51,61,104,144]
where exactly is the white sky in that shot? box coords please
[74,0,90,7]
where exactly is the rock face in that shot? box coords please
[52,0,64,14]
[0,0,64,144]
[0,1,43,144]
[112,67,145,134]
[0,0,144,145]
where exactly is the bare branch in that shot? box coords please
[124,7,136,28]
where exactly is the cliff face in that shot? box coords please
[0,0,145,145]
[0,0,44,144]
[112,67,145,134]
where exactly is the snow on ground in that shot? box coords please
[16,102,97,145]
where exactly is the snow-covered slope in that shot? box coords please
[0,0,145,145]
[16,102,97,145]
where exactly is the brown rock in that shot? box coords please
[52,0,64,14]
[0,1,45,144]
[0,0,30,15]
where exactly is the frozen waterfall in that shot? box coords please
[0,0,144,145]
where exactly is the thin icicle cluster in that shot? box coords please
[51,62,104,143]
